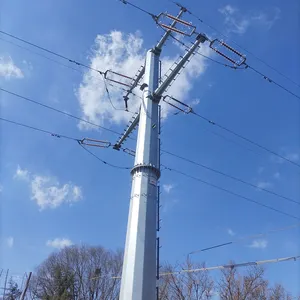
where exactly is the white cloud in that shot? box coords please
[249,239,268,249]
[0,56,24,79]
[163,183,174,194]
[273,172,280,179]
[14,166,82,210]
[46,238,73,249]
[7,236,14,248]
[227,228,235,236]
[218,5,280,35]
[76,30,210,129]
[256,181,272,189]
[14,165,29,180]
[31,176,82,210]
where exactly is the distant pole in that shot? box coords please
[3,269,9,298]
[20,272,32,300]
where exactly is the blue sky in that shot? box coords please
[0,0,299,295]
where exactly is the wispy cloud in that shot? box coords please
[251,7,281,30]
[219,4,236,15]
[227,228,235,236]
[249,239,268,249]
[46,238,73,249]
[218,5,281,35]
[0,56,24,79]
[218,5,250,34]
[191,98,200,107]
[76,31,210,129]
[14,165,30,180]
[14,166,82,210]
[256,181,272,189]
[7,236,14,248]
[163,184,174,194]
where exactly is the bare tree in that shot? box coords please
[159,257,214,300]
[268,283,293,300]
[28,245,122,300]
[26,245,298,300]
[218,264,269,300]
[218,263,298,300]
[4,277,22,300]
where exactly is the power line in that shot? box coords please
[188,222,300,255]
[0,88,124,137]
[3,27,296,169]
[191,110,300,168]
[101,74,136,114]
[5,114,294,265]
[78,142,131,170]
[0,117,79,141]
[90,254,300,280]
[0,30,104,75]
[167,32,300,103]
[163,165,300,220]
[118,0,157,19]
[0,36,143,101]
[162,150,299,205]
[102,73,124,111]
[0,36,84,75]
[0,30,141,94]
[168,1,300,89]
[161,99,266,160]
[0,117,130,170]
[162,94,300,169]
[121,146,300,218]
[246,65,300,101]
[117,0,300,102]
[160,255,300,276]
[5,94,297,210]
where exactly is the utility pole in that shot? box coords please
[115,7,208,299]
[3,269,9,299]
[119,46,161,300]
[20,272,32,300]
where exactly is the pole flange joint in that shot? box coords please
[131,163,161,179]
[152,47,162,55]
[196,33,209,43]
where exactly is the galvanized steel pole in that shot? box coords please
[119,47,161,300]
